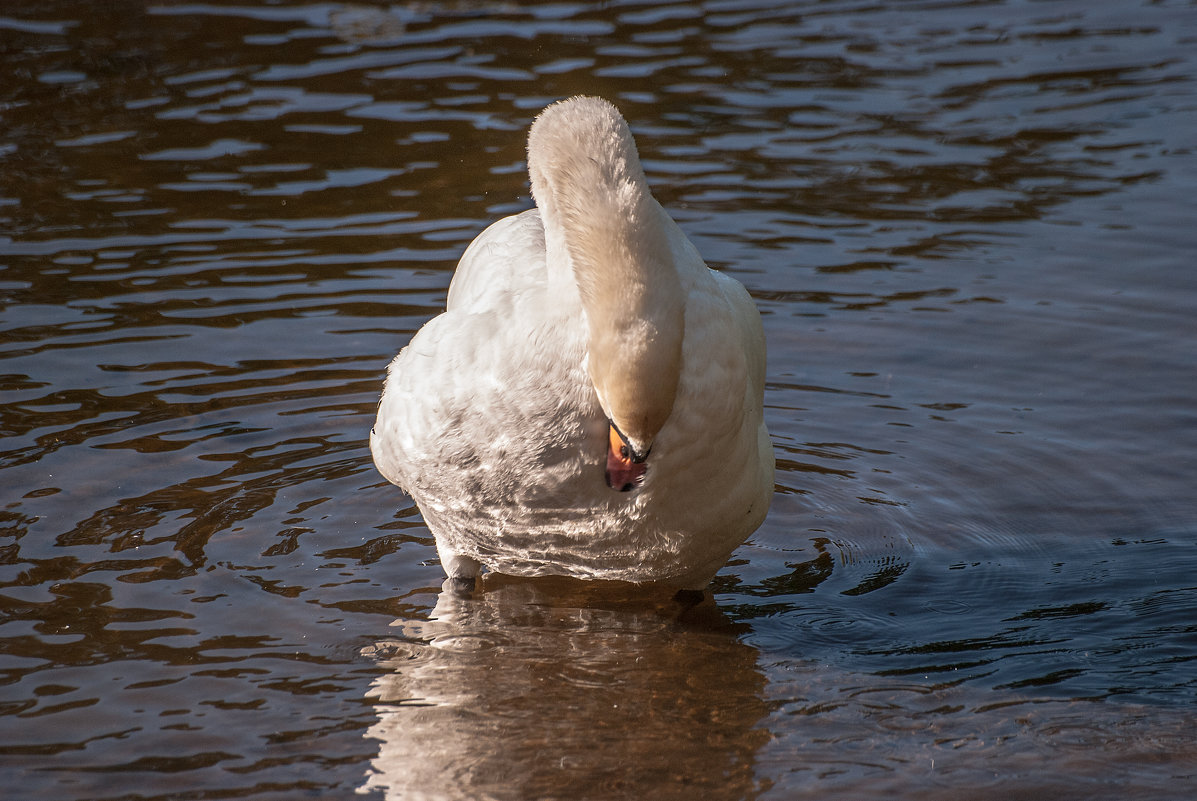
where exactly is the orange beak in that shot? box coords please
[605,423,647,492]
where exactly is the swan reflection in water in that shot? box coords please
[360,576,770,800]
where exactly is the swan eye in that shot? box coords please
[608,422,644,462]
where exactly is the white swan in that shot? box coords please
[370,96,773,590]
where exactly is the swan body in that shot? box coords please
[370,96,773,590]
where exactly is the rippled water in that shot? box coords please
[3,1,1196,798]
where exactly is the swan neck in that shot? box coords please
[527,97,685,452]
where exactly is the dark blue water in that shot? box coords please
[2,1,1195,798]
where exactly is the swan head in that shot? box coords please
[527,96,685,492]
[588,305,682,492]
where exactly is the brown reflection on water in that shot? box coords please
[362,578,770,801]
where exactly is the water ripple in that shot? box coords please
[1,0,1195,798]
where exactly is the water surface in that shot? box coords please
[2,1,1196,798]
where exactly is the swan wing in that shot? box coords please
[445,209,545,314]
[711,267,767,410]
[371,207,588,499]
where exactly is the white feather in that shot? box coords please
[370,96,773,589]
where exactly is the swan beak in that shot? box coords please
[606,423,648,492]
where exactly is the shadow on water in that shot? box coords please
[362,577,769,800]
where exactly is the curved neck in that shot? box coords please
[527,98,684,452]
